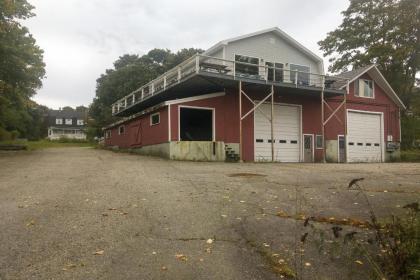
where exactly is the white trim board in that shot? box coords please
[165,92,225,106]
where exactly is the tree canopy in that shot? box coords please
[319,0,420,149]
[318,0,419,101]
[89,48,203,137]
[0,0,46,140]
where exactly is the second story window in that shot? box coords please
[356,79,374,98]
[65,118,72,125]
[235,54,259,77]
[55,118,63,125]
[77,119,84,125]
[290,64,310,86]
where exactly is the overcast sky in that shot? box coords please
[26,0,349,109]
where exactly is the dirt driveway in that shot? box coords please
[0,148,419,280]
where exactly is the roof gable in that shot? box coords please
[336,65,405,109]
[204,27,323,63]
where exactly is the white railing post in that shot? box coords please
[163,75,167,90]
[141,88,144,100]
[195,55,199,73]
[233,61,236,79]
[295,71,298,86]
[124,98,127,108]
[132,94,135,104]
[151,83,154,94]
[177,67,181,82]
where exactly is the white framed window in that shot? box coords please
[118,125,125,135]
[356,79,374,98]
[77,119,84,125]
[55,118,63,125]
[105,130,111,139]
[65,118,72,125]
[315,135,323,149]
[234,54,259,76]
[290,64,310,85]
[150,112,160,126]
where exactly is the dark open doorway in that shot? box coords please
[180,107,213,141]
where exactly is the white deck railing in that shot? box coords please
[111,54,348,115]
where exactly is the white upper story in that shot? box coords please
[204,27,324,77]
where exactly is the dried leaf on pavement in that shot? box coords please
[175,254,188,261]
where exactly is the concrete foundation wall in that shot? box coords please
[170,141,225,161]
[385,149,401,162]
[325,140,338,163]
[131,143,171,158]
[129,141,226,161]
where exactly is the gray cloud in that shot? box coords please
[26,0,348,109]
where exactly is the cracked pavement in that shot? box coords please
[0,147,419,279]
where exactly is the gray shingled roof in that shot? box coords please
[49,110,85,119]
[323,65,375,90]
[335,65,374,80]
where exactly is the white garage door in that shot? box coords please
[254,104,301,162]
[347,111,383,162]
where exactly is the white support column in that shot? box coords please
[195,55,200,74]
[163,76,167,90]
[177,67,181,82]
[132,94,135,104]
[239,81,242,161]
[321,76,326,163]
[271,85,274,162]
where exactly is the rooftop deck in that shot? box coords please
[111,54,348,116]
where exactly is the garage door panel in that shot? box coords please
[347,111,382,163]
[254,104,300,162]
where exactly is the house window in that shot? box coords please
[316,135,323,149]
[118,125,125,135]
[266,62,284,82]
[150,113,160,126]
[65,118,72,125]
[290,64,310,85]
[55,118,63,125]
[356,79,374,98]
[105,130,111,139]
[77,119,84,125]
[235,54,259,76]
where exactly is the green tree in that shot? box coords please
[318,0,419,100]
[0,0,46,140]
[89,48,203,137]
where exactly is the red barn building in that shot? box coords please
[104,28,404,163]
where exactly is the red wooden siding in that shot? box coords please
[105,71,400,162]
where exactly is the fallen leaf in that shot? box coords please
[175,254,187,261]
[26,220,35,227]
[221,214,227,218]
[239,200,245,203]
[161,266,167,271]
[263,242,270,247]
[206,239,213,244]
[305,262,311,267]
[355,260,363,265]
[199,258,204,262]
[205,248,212,253]
[93,250,104,255]
[152,251,157,255]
